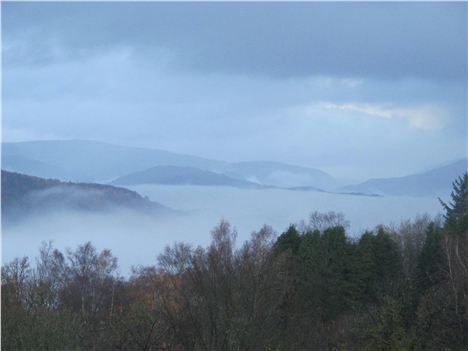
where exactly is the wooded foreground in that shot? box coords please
[2,174,467,350]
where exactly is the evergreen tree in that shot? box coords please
[439,172,468,235]
[274,225,301,255]
[368,296,411,351]
[415,222,444,293]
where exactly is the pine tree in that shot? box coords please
[439,172,468,235]
[438,172,468,346]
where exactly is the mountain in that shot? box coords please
[2,140,338,189]
[1,170,172,223]
[222,161,338,190]
[340,159,467,197]
[112,165,262,188]
[2,140,224,182]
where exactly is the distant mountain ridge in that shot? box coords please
[112,165,262,188]
[1,170,172,223]
[2,140,337,189]
[2,140,223,182]
[340,159,467,197]
[3,140,464,197]
[222,161,338,190]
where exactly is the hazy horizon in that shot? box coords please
[2,138,466,183]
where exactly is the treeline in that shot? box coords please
[2,174,467,350]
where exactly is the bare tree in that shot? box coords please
[387,214,438,279]
[151,220,290,351]
[307,211,350,232]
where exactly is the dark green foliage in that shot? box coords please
[367,296,410,351]
[356,228,403,302]
[440,172,468,235]
[272,223,406,349]
[415,223,444,292]
[413,288,466,351]
[414,173,468,350]
[297,226,352,321]
[274,225,301,255]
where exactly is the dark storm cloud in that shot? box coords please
[3,2,466,81]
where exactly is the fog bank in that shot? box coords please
[2,185,443,275]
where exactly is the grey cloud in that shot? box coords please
[2,2,466,81]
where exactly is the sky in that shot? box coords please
[1,2,467,180]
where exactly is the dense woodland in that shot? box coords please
[2,174,467,350]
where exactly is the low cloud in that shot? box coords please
[321,102,447,130]
[2,185,443,274]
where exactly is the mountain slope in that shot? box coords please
[2,140,224,182]
[2,140,338,190]
[222,161,338,190]
[340,159,467,197]
[112,165,261,188]
[1,170,172,223]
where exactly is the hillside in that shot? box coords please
[2,140,339,190]
[222,161,338,190]
[112,165,262,188]
[2,140,224,182]
[340,159,467,196]
[1,170,172,223]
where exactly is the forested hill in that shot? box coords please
[1,170,171,222]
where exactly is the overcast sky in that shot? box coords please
[2,2,467,179]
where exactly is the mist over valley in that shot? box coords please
[2,140,458,273]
